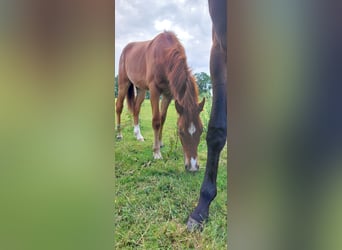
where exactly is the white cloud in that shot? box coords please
[154,19,173,31]
[173,26,194,44]
[115,0,212,75]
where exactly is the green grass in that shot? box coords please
[114,97,227,249]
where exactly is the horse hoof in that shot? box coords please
[153,152,163,159]
[116,135,123,140]
[137,137,144,141]
[187,217,203,232]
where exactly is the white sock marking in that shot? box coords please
[134,124,144,141]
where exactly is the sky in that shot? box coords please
[115,0,212,76]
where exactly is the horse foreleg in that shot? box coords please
[187,36,227,230]
[187,124,226,231]
[187,120,226,230]
[133,89,146,141]
[150,88,162,159]
[159,95,172,147]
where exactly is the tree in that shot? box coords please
[194,72,211,96]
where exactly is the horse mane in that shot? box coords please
[164,32,199,114]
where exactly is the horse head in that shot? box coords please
[175,98,205,172]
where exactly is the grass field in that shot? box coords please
[114,97,227,249]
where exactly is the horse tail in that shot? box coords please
[126,83,135,114]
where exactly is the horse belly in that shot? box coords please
[130,77,149,90]
[125,53,149,89]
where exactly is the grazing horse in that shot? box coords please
[187,0,227,230]
[116,31,205,172]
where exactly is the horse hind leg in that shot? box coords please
[116,99,124,140]
[133,88,146,141]
[115,77,130,140]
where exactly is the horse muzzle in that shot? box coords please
[185,157,199,172]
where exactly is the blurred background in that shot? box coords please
[0,0,114,249]
[228,1,342,250]
[0,0,341,249]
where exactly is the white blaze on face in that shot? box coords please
[185,156,198,171]
[188,122,196,136]
[190,157,197,168]
[187,157,198,172]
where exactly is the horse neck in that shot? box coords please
[165,46,199,112]
[170,74,199,113]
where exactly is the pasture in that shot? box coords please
[114,96,227,249]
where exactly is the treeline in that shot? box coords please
[114,72,211,99]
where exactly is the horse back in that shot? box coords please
[146,32,181,84]
[119,31,185,92]
[119,41,150,89]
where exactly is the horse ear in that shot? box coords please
[198,97,205,112]
[175,100,184,114]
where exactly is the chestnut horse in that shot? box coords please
[187,0,227,230]
[116,31,205,172]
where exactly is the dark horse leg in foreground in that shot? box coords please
[187,0,227,231]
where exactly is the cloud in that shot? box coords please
[115,0,212,75]
[154,19,173,31]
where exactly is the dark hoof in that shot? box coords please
[187,216,203,232]
[116,135,123,140]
